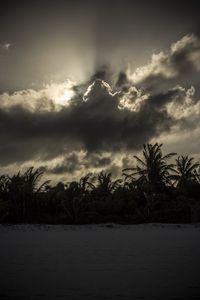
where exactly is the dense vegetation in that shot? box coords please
[0,143,200,224]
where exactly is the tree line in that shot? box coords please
[0,143,200,224]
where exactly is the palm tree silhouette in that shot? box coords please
[95,171,121,195]
[0,143,199,224]
[172,156,200,188]
[8,167,49,221]
[0,175,11,221]
[60,173,95,224]
[123,143,176,193]
[194,166,200,184]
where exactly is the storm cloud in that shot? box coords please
[0,34,200,179]
[0,79,178,164]
[130,34,200,94]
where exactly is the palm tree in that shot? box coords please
[78,173,95,194]
[23,167,50,193]
[172,155,200,188]
[194,166,200,184]
[123,143,176,193]
[60,174,96,224]
[95,171,122,195]
[8,167,49,221]
[0,175,9,194]
[0,175,11,222]
[90,171,122,218]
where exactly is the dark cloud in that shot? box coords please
[47,153,80,174]
[116,72,129,89]
[46,152,112,175]
[84,153,112,169]
[0,35,199,179]
[0,76,189,168]
[91,65,111,83]
[0,0,200,180]
[132,35,200,94]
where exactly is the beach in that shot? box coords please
[0,224,200,300]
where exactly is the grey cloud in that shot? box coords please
[0,34,200,176]
[46,152,112,175]
[84,153,112,169]
[116,71,130,89]
[0,78,187,167]
[47,153,80,174]
[131,35,200,93]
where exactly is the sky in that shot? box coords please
[0,0,200,182]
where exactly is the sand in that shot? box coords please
[0,223,200,300]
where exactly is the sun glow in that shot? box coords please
[49,80,75,105]
[55,88,75,105]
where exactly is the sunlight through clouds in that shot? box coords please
[0,80,76,112]
[0,32,200,180]
[45,80,76,106]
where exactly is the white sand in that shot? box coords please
[0,223,200,300]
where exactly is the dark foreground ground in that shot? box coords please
[0,224,200,300]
